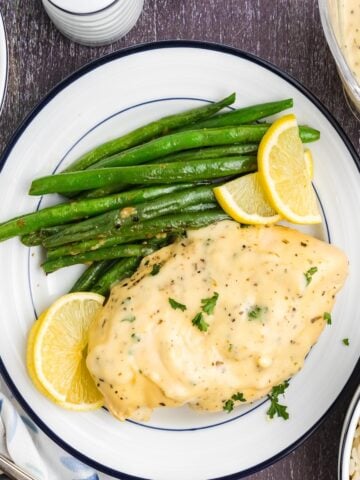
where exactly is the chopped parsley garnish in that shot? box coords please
[323,312,332,325]
[191,312,209,332]
[248,305,267,320]
[168,298,187,311]
[121,315,136,323]
[232,392,246,402]
[342,338,350,346]
[192,292,219,332]
[201,292,219,315]
[266,381,289,420]
[150,264,161,276]
[304,266,318,286]
[191,292,219,332]
[223,399,235,413]
[223,392,247,413]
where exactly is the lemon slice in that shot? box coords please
[214,173,281,224]
[258,114,321,224]
[304,149,314,179]
[32,292,105,411]
[27,312,55,401]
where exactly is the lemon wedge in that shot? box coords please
[30,292,105,411]
[258,114,321,224]
[214,173,281,225]
[26,311,55,401]
[304,148,314,179]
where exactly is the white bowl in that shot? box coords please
[339,386,360,480]
[46,0,117,15]
[42,0,144,46]
[318,0,360,116]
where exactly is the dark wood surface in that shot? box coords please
[0,1,359,479]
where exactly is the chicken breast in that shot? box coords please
[86,221,348,421]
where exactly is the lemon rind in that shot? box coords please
[214,186,281,225]
[258,115,321,224]
[31,292,105,409]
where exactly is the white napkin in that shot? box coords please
[0,378,106,480]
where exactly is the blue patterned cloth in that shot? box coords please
[0,378,110,480]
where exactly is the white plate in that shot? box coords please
[0,10,8,115]
[0,41,359,480]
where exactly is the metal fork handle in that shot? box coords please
[0,454,37,480]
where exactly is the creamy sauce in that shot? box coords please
[334,0,360,82]
[86,221,348,421]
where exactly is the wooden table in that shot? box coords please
[0,1,358,479]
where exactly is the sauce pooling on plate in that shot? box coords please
[86,221,348,421]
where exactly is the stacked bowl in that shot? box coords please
[42,0,144,46]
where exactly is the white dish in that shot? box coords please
[0,10,8,115]
[318,0,360,115]
[48,0,116,15]
[42,0,144,46]
[0,41,359,480]
[339,386,360,480]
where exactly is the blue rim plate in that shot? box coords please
[0,41,360,480]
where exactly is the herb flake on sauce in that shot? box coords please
[201,292,219,315]
[248,305,267,320]
[150,264,161,276]
[192,312,209,332]
[223,392,247,413]
[121,315,136,323]
[304,266,318,286]
[168,298,187,311]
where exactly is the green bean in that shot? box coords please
[87,125,267,170]
[79,178,215,200]
[43,210,120,245]
[76,183,128,199]
[43,185,216,247]
[112,209,230,239]
[298,125,320,143]
[178,202,218,212]
[92,257,141,296]
[88,124,318,171]
[21,225,69,246]
[46,210,230,258]
[44,200,218,251]
[177,98,294,131]
[30,156,257,195]
[0,183,194,242]
[75,145,257,199]
[63,94,236,172]
[80,123,320,204]
[152,144,259,164]
[42,244,158,274]
[80,126,318,199]
[90,234,173,295]
[69,260,114,292]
